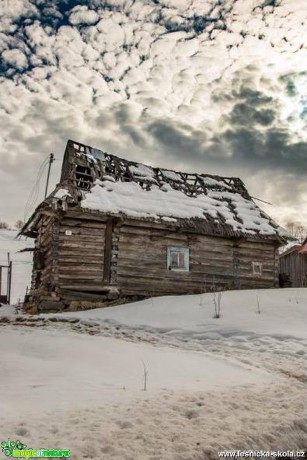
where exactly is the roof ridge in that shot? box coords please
[67,139,242,182]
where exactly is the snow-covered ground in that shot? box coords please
[1,289,307,459]
[0,230,306,459]
[52,288,307,340]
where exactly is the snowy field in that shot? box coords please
[1,290,307,459]
[0,230,306,459]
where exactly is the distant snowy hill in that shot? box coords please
[0,229,33,303]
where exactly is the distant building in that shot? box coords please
[21,140,286,312]
[279,241,307,287]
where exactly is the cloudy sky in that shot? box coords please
[1,0,307,227]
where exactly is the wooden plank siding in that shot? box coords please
[57,217,106,291]
[116,224,277,296]
[32,216,59,292]
[279,252,307,287]
[103,219,114,283]
[236,241,277,289]
[34,216,278,300]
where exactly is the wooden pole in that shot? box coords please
[7,261,12,305]
[7,253,12,305]
[7,253,9,302]
[44,153,54,199]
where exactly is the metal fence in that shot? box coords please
[0,253,12,304]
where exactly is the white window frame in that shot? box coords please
[167,247,190,272]
[252,262,263,276]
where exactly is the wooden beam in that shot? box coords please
[103,219,114,283]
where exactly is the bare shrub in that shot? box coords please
[199,286,205,306]
[256,292,261,314]
[142,360,148,391]
[212,291,223,318]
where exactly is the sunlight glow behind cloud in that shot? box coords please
[0,0,307,226]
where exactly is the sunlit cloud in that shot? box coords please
[0,0,307,226]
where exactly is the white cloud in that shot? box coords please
[0,0,38,33]
[96,18,126,50]
[2,48,28,69]
[69,6,99,26]
[1,0,307,225]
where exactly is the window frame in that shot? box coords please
[167,246,190,272]
[252,261,263,276]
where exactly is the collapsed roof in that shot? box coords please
[22,139,287,243]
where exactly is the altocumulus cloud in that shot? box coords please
[0,0,307,225]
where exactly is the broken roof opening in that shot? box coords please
[21,139,287,243]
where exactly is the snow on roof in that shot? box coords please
[129,164,157,183]
[53,188,71,200]
[279,240,300,256]
[81,179,278,236]
[50,140,285,240]
[161,169,183,182]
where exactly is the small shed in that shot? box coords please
[21,140,286,312]
[279,241,307,287]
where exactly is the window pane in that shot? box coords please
[252,262,262,275]
[178,252,185,268]
[167,247,189,271]
[171,252,179,267]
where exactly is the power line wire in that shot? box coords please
[23,156,50,222]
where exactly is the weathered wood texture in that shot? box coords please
[57,217,106,291]
[279,251,307,287]
[116,225,277,296]
[103,220,114,283]
[31,215,277,302]
[235,241,277,289]
[31,216,60,292]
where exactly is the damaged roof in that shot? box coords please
[22,139,287,242]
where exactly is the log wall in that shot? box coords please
[236,240,278,289]
[116,224,278,296]
[32,215,278,302]
[279,252,307,287]
[56,217,107,292]
[32,216,59,292]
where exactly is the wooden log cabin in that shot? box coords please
[21,139,286,312]
[279,241,307,287]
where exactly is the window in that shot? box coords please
[252,262,262,276]
[167,247,189,272]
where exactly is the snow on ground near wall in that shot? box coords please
[1,289,307,458]
[49,288,307,341]
[44,289,307,389]
[0,229,33,303]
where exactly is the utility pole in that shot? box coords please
[44,153,54,199]
[7,253,12,305]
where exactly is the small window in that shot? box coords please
[167,247,189,272]
[252,262,262,276]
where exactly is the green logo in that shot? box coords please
[1,439,70,458]
[1,440,27,457]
